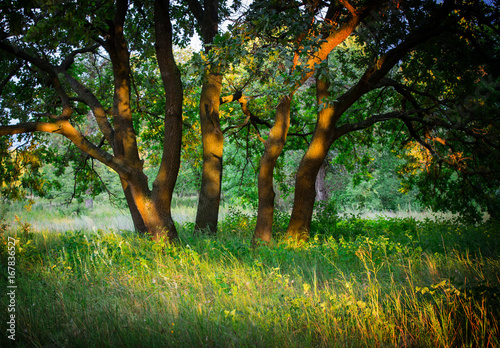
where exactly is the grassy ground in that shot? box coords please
[1,204,499,347]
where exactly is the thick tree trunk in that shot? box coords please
[285,15,440,240]
[183,0,224,235]
[150,0,184,241]
[250,7,368,246]
[124,173,178,240]
[252,96,292,246]
[195,71,224,234]
[286,77,337,241]
[105,0,182,241]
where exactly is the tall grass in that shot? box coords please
[1,206,499,347]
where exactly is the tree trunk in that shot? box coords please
[119,176,148,232]
[195,71,223,234]
[150,0,184,241]
[250,7,368,246]
[184,0,224,235]
[107,0,182,241]
[285,15,439,240]
[252,96,292,246]
[286,77,338,241]
[124,173,177,240]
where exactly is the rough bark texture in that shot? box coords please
[286,77,338,241]
[121,177,148,234]
[185,0,224,235]
[252,96,292,246]
[188,0,224,234]
[107,0,141,168]
[195,71,224,234]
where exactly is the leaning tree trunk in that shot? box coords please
[250,6,369,246]
[106,0,154,235]
[106,0,182,241]
[285,10,446,240]
[252,96,292,246]
[286,77,338,241]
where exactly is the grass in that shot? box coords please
[0,198,250,232]
[1,203,499,347]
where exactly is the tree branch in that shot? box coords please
[339,0,357,16]
[0,61,22,95]
[184,0,204,28]
[402,119,439,158]
[222,116,250,134]
[0,120,131,179]
[0,41,75,117]
[59,44,100,71]
[336,110,408,136]
[220,90,243,104]
[61,71,115,145]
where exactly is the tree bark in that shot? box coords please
[0,0,186,242]
[286,77,338,241]
[151,0,184,241]
[184,0,224,235]
[285,3,453,241]
[195,71,223,234]
[125,173,176,240]
[252,96,292,246]
[251,3,368,246]
[104,1,154,235]
[120,177,148,234]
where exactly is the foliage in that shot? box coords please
[0,138,48,201]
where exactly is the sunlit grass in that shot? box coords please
[0,199,250,233]
[1,204,499,347]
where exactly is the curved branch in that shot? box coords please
[0,41,74,115]
[339,0,357,16]
[59,44,100,71]
[0,121,131,179]
[0,41,56,77]
[402,119,439,158]
[222,115,250,134]
[61,71,115,145]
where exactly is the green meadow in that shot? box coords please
[1,202,499,347]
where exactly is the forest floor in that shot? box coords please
[1,201,499,347]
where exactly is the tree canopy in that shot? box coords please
[1,0,499,243]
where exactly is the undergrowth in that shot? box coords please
[0,207,499,347]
